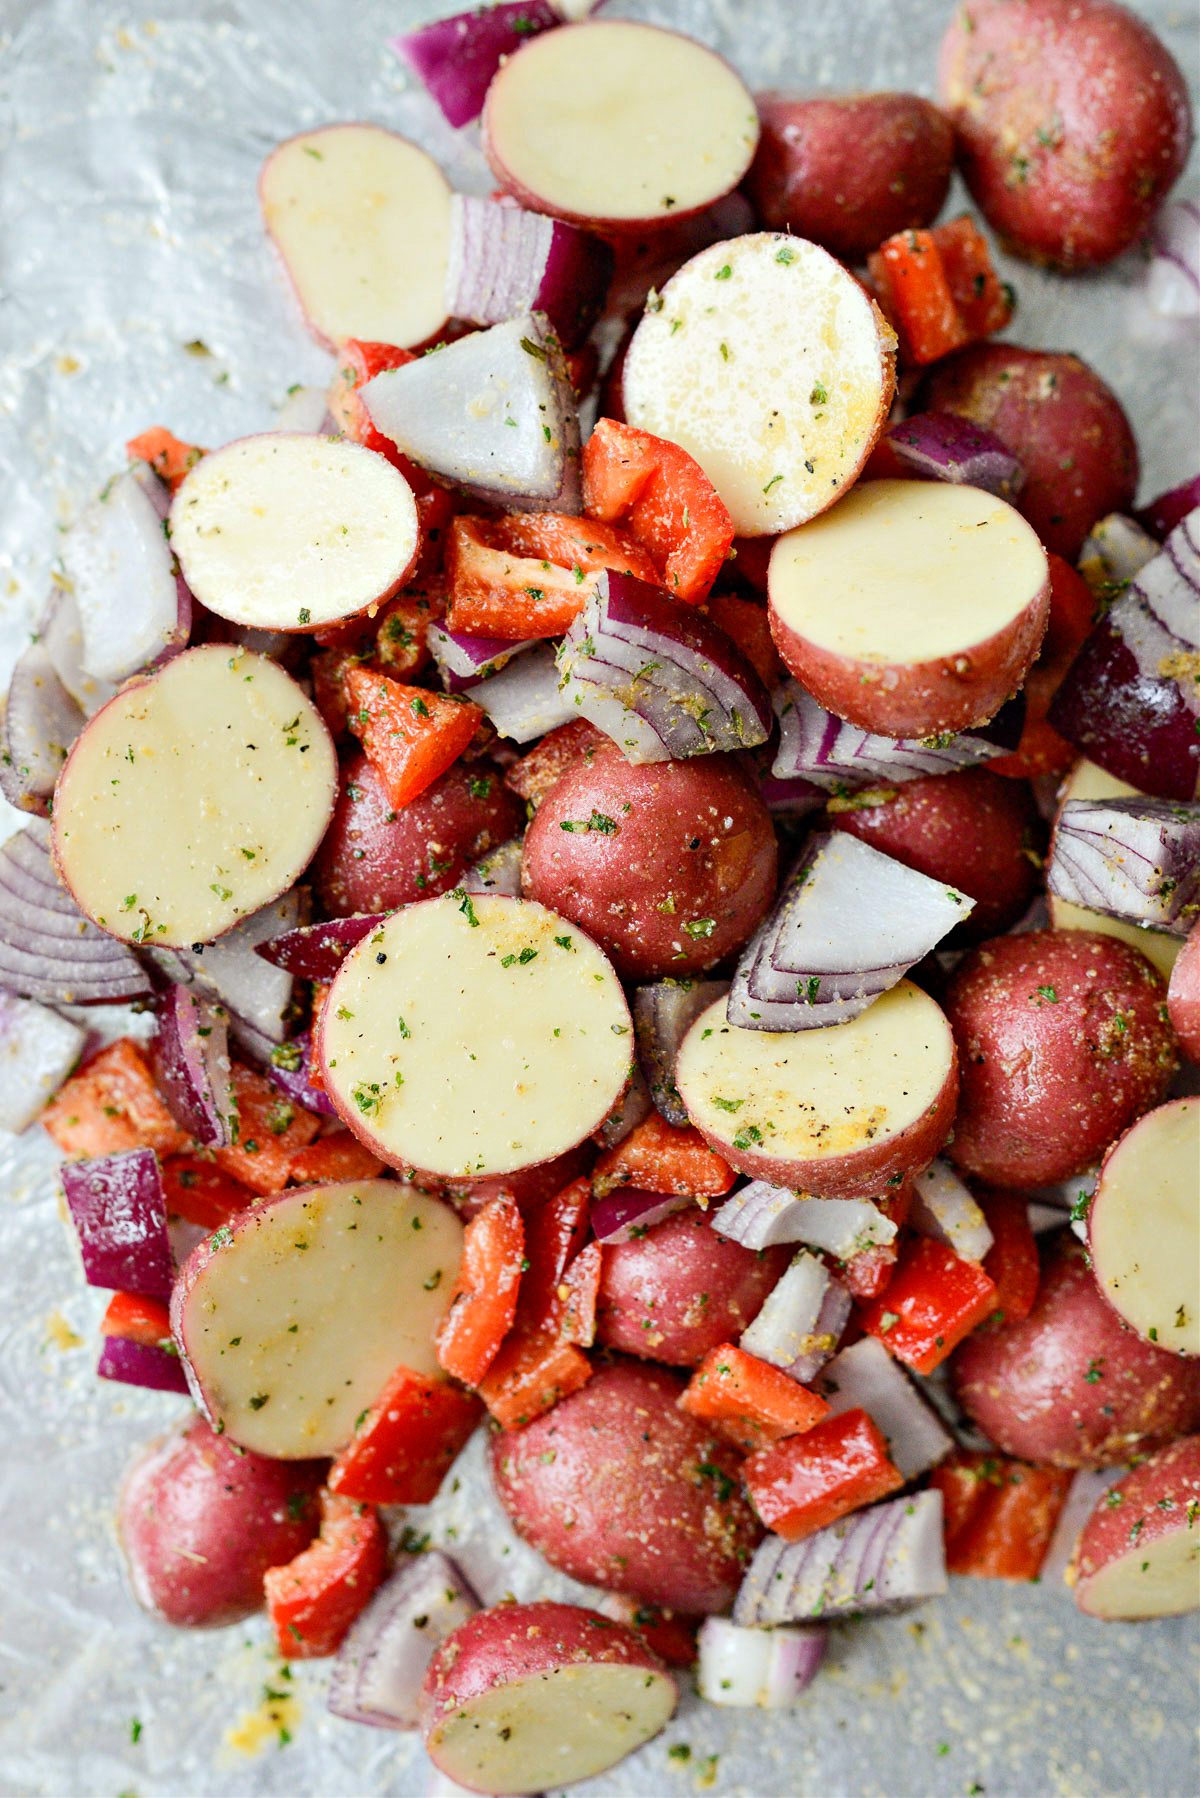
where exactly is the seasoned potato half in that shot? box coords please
[1089,1100,1199,1357]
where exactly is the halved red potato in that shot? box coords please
[1071,1437,1200,1619]
[1168,921,1200,1060]
[768,480,1050,738]
[259,124,452,350]
[169,436,419,633]
[482,20,758,232]
[1089,1099,1199,1357]
[52,646,337,947]
[1048,759,1182,982]
[170,1179,463,1457]
[319,893,631,1182]
[674,980,958,1197]
[622,233,896,537]
[421,1600,677,1795]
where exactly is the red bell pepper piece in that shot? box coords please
[263,1490,389,1658]
[475,1326,592,1430]
[556,1240,602,1347]
[703,592,785,690]
[977,1190,1041,1329]
[100,1290,173,1347]
[859,1235,998,1374]
[680,1343,831,1453]
[931,216,1015,340]
[212,1062,322,1197]
[742,1407,904,1542]
[988,554,1098,779]
[159,1153,252,1230]
[867,229,971,367]
[326,1363,483,1504]
[444,518,595,640]
[517,1177,592,1323]
[582,418,735,603]
[930,1450,1073,1580]
[435,1195,525,1386]
[600,1595,698,1668]
[592,1111,736,1199]
[42,1039,190,1160]
[373,591,439,680]
[343,664,482,810]
[287,1131,386,1187]
[126,426,205,490]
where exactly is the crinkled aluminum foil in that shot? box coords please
[1,2,1197,1794]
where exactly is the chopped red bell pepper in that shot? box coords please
[858,1235,998,1374]
[742,1407,904,1542]
[867,229,972,367]
[703,592,785,690]
[976,1190,1041,1329]
[931,216,1015,340]
[680,1343,831,1453]
[100,1290,173,1347]
[600,1595,698,1668]
[343,664,482,810]
[308,983,331,1095]
[516,1177,592,1323]
[988,554,1098,779]
[444,518,595,640]
[42,1039,190,1160]
[435,1194,525,1386]
[556,1240,602,1347]
[373,591,438,679]
[126,426,205,490]
[159,1153,253,1230]
[326,1363,483,1504]
[475,1326,592,1430]
[592,1110,736,1199]
[287,1131,386,1187]
[582,418,735,603]
[212,1062,322,1197]
[930,1450,1073,1580]
[263,1490,389,1658]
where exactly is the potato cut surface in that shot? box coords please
[172,1180,462,1457]
[769,479,1047,665]
[321,894,631,1179]
[426,1663,677,1795]
[623,233,894,535]
[1090,1100,1199,1356]
[259,124,451,348]
[1076,1521,1200,1620]
[1049,760,1181,980]
[483,21,757,228]
[169,435,418,631]
[677,981,954,1175]
[52,647,337,947]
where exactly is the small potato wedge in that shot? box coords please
[1072,1437,1200,1619]
[1089,1099,1199,1357]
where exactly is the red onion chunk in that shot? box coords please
[466,642,577,742]
[97,1333,190,1395]
[446,194,614,350]
[558,570,771,764]
[257,912,390,981]
[0,821,153,1007]
[909,1159,994,1263]
[152,985,236,1147]
[770,679,1024,791]
[1143,200,1200,319]
[0,993,86,1133]
[461,837,524,897]
[594,1056,655,1150]
[816,1338,953,1480]
[887,413,1024,499]
[61,1148,174,1301]
[1138,474,1200,542]
[713,1182,897,1258]
[633,978,728,1126]
[59,468,187,682]
[739,1250,829,1369]
[697,1616,827,1706]
[1,643,84,815]
[1048,797,1200,936]
[1078,514,1160,594]
[733,1490,947,1626]
[590,1183,693,1244]
[785,1277,851,1384]
[364,313,582,514]
[756,770,827,819]
[391,2,561,129]
[430,625,537,694]
[38,588,118,717]
[328,1550,479,1730]
[176,890,306,1040]
[262,1033,338,1117]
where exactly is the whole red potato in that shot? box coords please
[746,92,955,262]
[521,741,777,980]
[489,1358,761,1613]
[917,343,1139,561]
[314,752,520,916]
[824,766,1040,940]
[938,0,1192,269]
[943,929,1177,1188]
[116,1413,325,1627]
[953,1234,1200,1468]
[595,1211,788,1365]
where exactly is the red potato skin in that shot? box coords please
[413,1140,595,1222]
[917,344,1139,562]
[746,92,955,263]
[595,1212,788,1366]
[943,930,1177,1189]
[117,1413,325,1627]
[1167,920,1200,1062]
[769,566,1050,741]
[938,0,1192,271]
[1071,1436,1200,1616]
[953,1235,1200,1468]
[823,767,1041,941]
[521,742,777,980]
[314,752,521,916]
[489,1358,762,1613]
